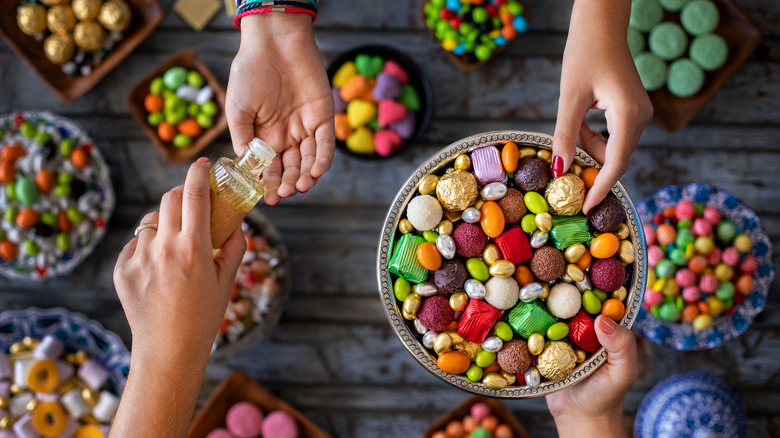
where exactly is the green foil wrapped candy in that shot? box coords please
[388,233,429,283]
[506,299,557,339]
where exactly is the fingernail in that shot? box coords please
[196,157,210,164]
[598,315,616,334]
[300,189,308,194]
[313,176,319,180]
[551,155,564,178]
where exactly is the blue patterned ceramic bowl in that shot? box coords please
[634,183,774,351]
[0,307,130,394]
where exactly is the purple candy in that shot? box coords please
[332,88,347,113]
[56,360,75,383]
[0,380,9,398]
[0,429,16,438]
[388,112,416,139]
[12,413,36,438]
[373,72,402,101]
[77,359,109,390]
[471,144,507,185]
[0,353,9,381]
[33,334,65,359]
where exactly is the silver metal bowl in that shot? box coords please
[376,131,647,398]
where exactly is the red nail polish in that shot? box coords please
[196,157,210,164]
[300,190,308,194]
[598,315,616,334]
[552,155,564,178]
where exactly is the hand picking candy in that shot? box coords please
[207,401,299,438]
[429,401,518,438]
[0,335,119,437]
[387,140,636,390]
[643,201,756,331]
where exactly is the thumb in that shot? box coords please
[594,315,640,384]
[225,94,255,157]
[214,224,247,290]
[552,93,589,178]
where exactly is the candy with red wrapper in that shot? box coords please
[458,299,502,343]
[494,226,533,265]
[567,310,601,353]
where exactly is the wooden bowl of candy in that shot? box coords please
[633,183,774,350]
[0,307,130,436]
[377,131,647,398]
[424,396,531,438]
[0,0,163,103]
[127,50,228,166]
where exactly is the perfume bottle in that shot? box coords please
[209,138,276,248]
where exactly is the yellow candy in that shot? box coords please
[662,279,679,297]
[346,127,375,154]
[652,278,666,292]
[442,39,457,51]
[346,99,376,128]
[332,61,357,88]
[707,296,724,316]
[647,268,657,287]
[734,234,752,253]
[692,314,713,331]
[489,30,501,38]
[714,263,734,282]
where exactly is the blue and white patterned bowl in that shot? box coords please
[634,183,774,351]
[0,307,130,394]
[634,372,747,438]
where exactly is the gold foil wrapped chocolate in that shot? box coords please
[545,173,586,216]
[453,340,481,360]
[72,0,103,21]
[44,34,75,65]
[42,0,69,5]
[435,170,478,211]
[17,4,47,36]
[537,341,576,381]
[74,21,106,52]
[98,0,133,32]
[47,5,77,35]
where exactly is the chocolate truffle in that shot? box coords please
[590,257,627,292]
[546,283,582,319]
[588,197,625,233]
[529,246,565,282]
[418,295,454,332]
[497,339,532,374]
[452,222,487,258]
[513,158,550,192]
[497,188,527,223]
[434,260,468,293]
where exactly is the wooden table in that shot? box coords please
[1,0,778,436]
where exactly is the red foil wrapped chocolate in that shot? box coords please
[567,310,601,353]
[458,299,502,343]
[494,226,532,265]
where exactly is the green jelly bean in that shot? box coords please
[5,207,18,224]
[658,301,680,322]
[524,192,548,214]
[442,29,458,42]
[163,67,187,90]
[546,322,569,341]
[66,207,84,224]
[507,1,522,15]
[57,172,73,185]
[54,184,71,198]
[472,7,488,23]
[187,102,200,118]
[593,289,608,302]
[56,233,70,251]
[60,138,74,157]
[165,109,186,126]
[147,112,164,127]
[34,130,52,144]
[669,248,688,265]
[676,296,684,310]
[24,240,39,256]
[716,282,735,300]
[162,89,177,101]
[466,364,484,382]
[494,321,513,342]
[466,258,489,281]
[150,77,165,94]
[187,70,205,88]
[196,114,214,129]
[15,177,39,206]
[521,214,537,233]
[20,122,36,139]
[394,277,411,301]
[200,101,218,117]
[423,231,438,243]
[173,134,192,149]
[6,183,16,202]
[431,0,445,7]
[459,23,473,35]
[475,45,492,61]
[475,350,496,368]
[41,212,56,226]
[435,20,451,35]
[582,290,601,314]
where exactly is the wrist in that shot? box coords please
[553,407,626,438]
[239,10,313,37]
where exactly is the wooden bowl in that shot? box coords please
[648,0,762,131]
[127,50,228,166]
[0,0,164,103]
[187,371,333,438]
[423,396,531,438]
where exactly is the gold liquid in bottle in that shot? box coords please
[209,138,276,248]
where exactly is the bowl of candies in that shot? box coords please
[377,131,647,398]
[424,396,530,438]
[128,50,228,165]
[633,183,774,350]
[0,307,130,436]
[327,45,433,158]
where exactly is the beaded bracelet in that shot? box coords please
[234,0,317,28]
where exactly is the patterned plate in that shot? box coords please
[634,183,774,350]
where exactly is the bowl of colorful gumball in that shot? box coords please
[327,45,433,158]
[424,396,530,438]
[377,131,647,398]
[633,183,774,350]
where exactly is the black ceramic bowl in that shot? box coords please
[327,45,433,159]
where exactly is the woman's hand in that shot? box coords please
[226,13,335,206]
[553,0,653,214]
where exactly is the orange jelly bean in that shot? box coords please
[158,121,176,142]
[681,304,699,322]
[736,274,754,295]
[688,255,707,274]
[0,160,14,184]
[576,249,592,270]
[417,241,443,270]
[71,147,90,169]
[57,211,72,233]
[463,416,479,433]
[501,141,519,173]
[177,118,202,137]
[698,301,709,314]
[513,264,534,286]
[480,201,505,238]
[36,169,55,193]
[446,421,464,437]
[144,94,164,113]
[339,75,370,101]
[484,361,500,374]
[431,432,448,438]
[437,350,471,374]
[16,208,40,228]
[601,298,625,322]
[590,233,619,258]
[0,240,18,260]
[1,144,25,163]
[656,223,676,245]
[580,167,599,190]
[481,416,499,432]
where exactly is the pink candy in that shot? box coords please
[682,286,701,303]
[703,206,722,225]
[692,218,712,237]
[645,289,663,307]
[740,254,759,275]
[721,247,740,267]
[374,130,403,157]
[675,268,697,287]
[643,224,657,246]
[648,245,665,268]
[675,200,696,221]
[383,60,410,84]
[699,274,718,293]
[377,99,407,126]
[470,402,491,421]
[706,247,722,266]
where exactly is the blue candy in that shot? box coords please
[453,42,467,56]
[494,36,508,46]
[513,15,528,33]
[446,0,461,12]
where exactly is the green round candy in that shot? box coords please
[200,101,218,117]
[150,77,165,94]
[57,173,73,185]
[669,247,688,265]
[649,22,688,61]
[196,114,214,129]
[658,0,689,11]
[475,350,496,368]
[475,45,492,61]
[677,219,693,229]
[56,233,70,251]
[593,289,608,302]
[472,7,488,23]
[689,33,728,71]
[423,231,438,243]
[165,109,186,126]
[472,428,490,438]
[442,29,459,42]
[466,258,490,281]
[187,70,205,88]
[24,240,39,256]
[628,27,646,56]
[655,259,676,278]
[5,207,18,224]
[634,52,668,92]
[582,290,602,314]
[187,102,200,118]
[716,220,736,243]
[425,17,436,30]
[520,214,537,233]
[459,22,473,35]
[15,177,39,206]
[163,67,188,90]
[394,277,411,301]
[435,20,451,35]
[507,1,522,15]
[20,122,37,139]
[431,0,445,7]
[173,134,192,149]
[658,301,681,321]
[163,89,177,100]
[66,207,84,224]
[147,112,164,127]
[60,138,75,157]
[523,192,548,214]
[546,322,570,341]
[676,228,695,247]
[34,130,52,145]
[681,0,719,36]
[466,364,484,382]
[494,321,513,342]
[667,58,704,97]
[54,184,71,198]
[5,183,16,201]
[716,282,735,300]
[41,212,56,226]
[676,296,684,310]
[630,0,663,33]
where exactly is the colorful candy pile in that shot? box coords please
[144,66,219,149]
[16,0,133,76]
[331,54,422,157]
[430,401,517,438]
[0,335,119,437]
[642,200,756,331]
[206,401,298,438]
[388,141,636,390]
[423,0,528,65]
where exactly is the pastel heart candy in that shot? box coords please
[358,79,378,103]
[374,129,403,157]
[332,88,347,113]
[334,114,352,141]
[383,60,410,84]
[346,126,375,154]
[378,99,408,127]
[332,61,357,88]
[373,72,402,101]
[340,75,370,101]
[399,85,421,111]
[389,112,416,139]
[354,54,385,79]
[347,99,377,128]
